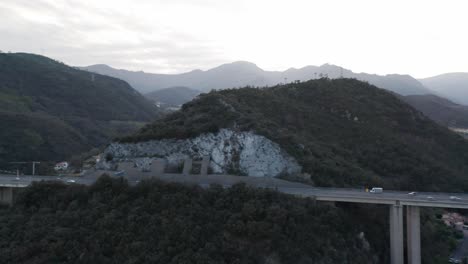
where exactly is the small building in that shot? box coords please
[54,161,69,171]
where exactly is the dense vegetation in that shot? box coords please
[0,176,458,263]
[122,78,468,192]
[0,53,159,169]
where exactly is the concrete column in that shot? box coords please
[0,187,13,206]
[390,204,404,264]
[407,206,421,264]
[150,159,166,177]
[200,156,210,176]
[182,158,192,175]
[118,162,139,177]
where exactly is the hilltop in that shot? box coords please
[121,78,468,192]
[0,53,158,167]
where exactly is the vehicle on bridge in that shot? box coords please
[369,187,383,193]
[450,196,462,201]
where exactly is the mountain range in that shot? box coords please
[81,62,432,96]
[83,62,468,130]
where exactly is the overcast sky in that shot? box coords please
[0,0,467,78]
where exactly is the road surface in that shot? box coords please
[451,230,468,263]
[1,171,468,209]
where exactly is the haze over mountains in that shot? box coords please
[420,73,468,105]
[82,62,432,96]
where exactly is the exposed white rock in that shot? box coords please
[134,157,152,172]
[102,129,301,177]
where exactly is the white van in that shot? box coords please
[370,187,383,193]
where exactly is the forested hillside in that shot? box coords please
[123,78,468,192]
[0,53,158,168]
[0,176,457,263]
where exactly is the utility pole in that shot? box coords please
[32,161,40,176]
[9,161,41,176]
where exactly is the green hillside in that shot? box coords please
[0,53,158,167]
[123,78,468,192]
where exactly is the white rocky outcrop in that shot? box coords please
[101,129,301,177]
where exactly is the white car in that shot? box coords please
[66,179,76,183]
[426,196,435,201]
[369,187,383,193]
[408,192,417,196]
[450,196,462,201]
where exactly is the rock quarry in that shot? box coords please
[99,129,301,177]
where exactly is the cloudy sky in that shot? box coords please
[1,0,467,77]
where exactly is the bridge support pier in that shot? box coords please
[407,206,421,264]
[151,159,166,177]
[0,187,14,206]
[390,204,404,264]
[182,158,192,175]
[200,156,210,176]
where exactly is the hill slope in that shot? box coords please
[122,78,468,192]
[419,73,468,105]
[0,53,158,166]
[401,94,468,128]
[82,62,432,96]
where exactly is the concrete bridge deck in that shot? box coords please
[2,172,468,209]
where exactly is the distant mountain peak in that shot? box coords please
[86,64,113,70]
[211,61,263,72]
[230,60,259,66]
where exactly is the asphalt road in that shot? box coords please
[451,230,468,262]
[1,171,468,209]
